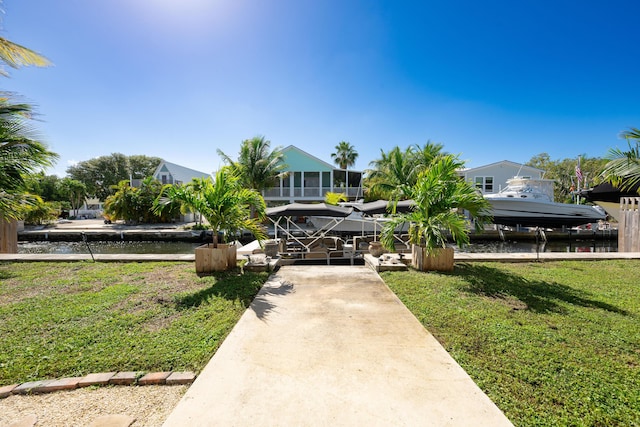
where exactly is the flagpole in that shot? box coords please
[575,156,582,204]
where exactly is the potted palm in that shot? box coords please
[380,156,491,271]
[154,169,267,272]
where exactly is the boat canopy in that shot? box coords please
[266,203,353,218]
[352,200,416,215]
[579,181,640,203]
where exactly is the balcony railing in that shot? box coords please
[262,186,363,199]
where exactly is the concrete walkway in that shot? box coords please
[162,266,513,426]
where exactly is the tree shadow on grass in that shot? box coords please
[454,263,630,316]
[174,270,294,321]
[175,270,269,310]
[0,269,17,280]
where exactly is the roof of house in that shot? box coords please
[153,160,211,183]
[278,145,363,173]
[460,160,544,174]
[279,145,336,171]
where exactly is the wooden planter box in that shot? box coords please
[0,217,18,254]
[412,245,454,272]
[195,243,237,273]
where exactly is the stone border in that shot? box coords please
[0,371,196,399]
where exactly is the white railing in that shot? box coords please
[262,186,363,199]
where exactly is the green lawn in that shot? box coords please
[382,260,640,427]
[2,260,639,426]
[0,262,269,385]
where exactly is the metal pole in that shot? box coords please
[81,232,95,262]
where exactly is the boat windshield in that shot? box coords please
[500,179,555,201]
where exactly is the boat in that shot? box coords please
[484,177,606,228]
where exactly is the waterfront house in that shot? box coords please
[152,160,212,222]
[263,145,364,205]
[458,160,544,195]
[153,160,211,186]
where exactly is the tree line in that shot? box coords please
[8,133,640,226]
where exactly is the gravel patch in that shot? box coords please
[0,385,188,427]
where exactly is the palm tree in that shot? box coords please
[154,170,267,245]
[366,146,420,200]
[217,136,287,192]
[411,140,447,173]
[0,37,51,76]
[0,16,53,218]
[380,155,491,257]
[57,178,87,218]
[365,142,447,201]
[601,128,640,193]
[331,141,358,170]
[0,99,58,218]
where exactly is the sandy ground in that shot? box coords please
[0,385,187,427]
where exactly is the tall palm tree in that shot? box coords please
[0,12,53,220]
[380,155,491,255]
[0,99,58,218]
[217,136,287,192]
[154,170,267,245]
[601,128,640,193]
[331,141,358,170]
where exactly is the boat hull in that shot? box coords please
[486,198,606,228]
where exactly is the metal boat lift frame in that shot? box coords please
[266,203,356,264]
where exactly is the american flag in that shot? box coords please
[575,157,583,183]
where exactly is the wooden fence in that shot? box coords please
[619,197,640,252]
[0,217,18,253]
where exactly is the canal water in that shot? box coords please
[17,239,618,255]
[18,241,202,255]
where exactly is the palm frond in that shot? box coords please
[601,136,640,192]
[0,37,51,74]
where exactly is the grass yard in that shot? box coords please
[382,260,640,427]
[0,262,269,385]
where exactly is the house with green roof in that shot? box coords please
[263,145,363,205]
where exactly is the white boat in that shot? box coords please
[484,177,606,228]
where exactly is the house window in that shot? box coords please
[475,176,494,193]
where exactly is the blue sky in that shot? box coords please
[2,0,639,177]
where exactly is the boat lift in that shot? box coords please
[266,203,355,262]
[266,201,415,262]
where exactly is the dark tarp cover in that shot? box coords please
[579,181,640,202]
[353,200,416,215]
[266,203,353,218]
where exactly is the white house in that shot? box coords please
[153,160,211,185]
[152,160,212,222]
[458,160,545,195]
